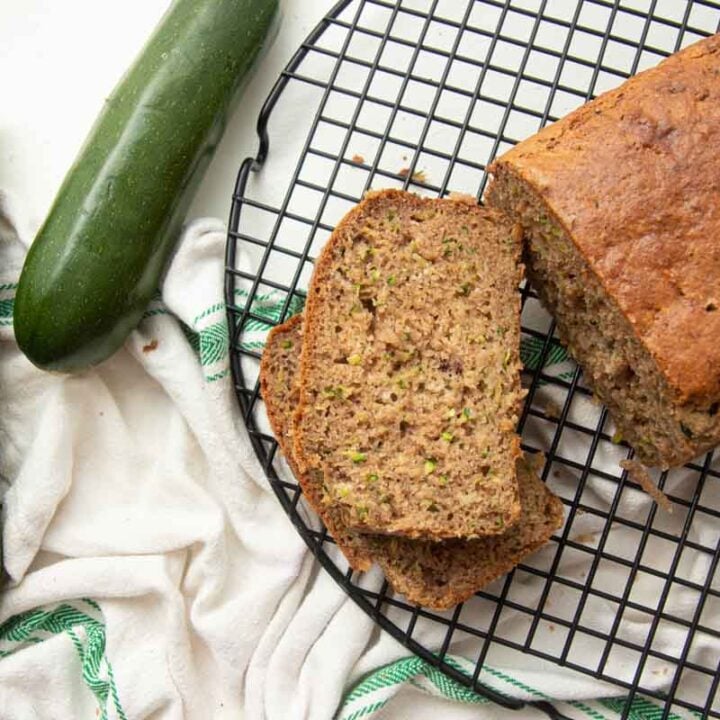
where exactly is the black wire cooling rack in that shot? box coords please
[225,1,720,717]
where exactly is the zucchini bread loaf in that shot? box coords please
[487,33,720,468]
[261,315,564,609]
[293,190,525,540]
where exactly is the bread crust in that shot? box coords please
[490,33,720,406]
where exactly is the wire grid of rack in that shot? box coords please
[225,1,720,717]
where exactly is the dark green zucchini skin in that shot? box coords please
[14,0,278,372]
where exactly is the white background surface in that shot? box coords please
[0,0,336,237]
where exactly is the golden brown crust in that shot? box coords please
[489,33,720,405]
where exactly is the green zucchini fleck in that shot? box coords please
[424,458,437,474]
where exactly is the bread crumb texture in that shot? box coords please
[294,190,526,540]
[620,459,673,513]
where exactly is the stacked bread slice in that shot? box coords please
[260,190,563,609]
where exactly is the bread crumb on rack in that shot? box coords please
[572,532,596,545]
[620,459,673,513]
[398,167,427,184]
[542,398,562,420]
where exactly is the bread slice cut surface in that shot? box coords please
[293,190,525,540]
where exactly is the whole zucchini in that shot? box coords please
[14,0,278,371]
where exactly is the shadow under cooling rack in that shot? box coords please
[225,1,720,718]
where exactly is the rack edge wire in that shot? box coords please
[224,2,719,718]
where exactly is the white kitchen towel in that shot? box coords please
[0,194,713,720]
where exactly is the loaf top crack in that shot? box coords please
[293,189,525,540]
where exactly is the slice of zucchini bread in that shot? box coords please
[293,190,524,540]
[261,317,564,609]
[487,33,720,468]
